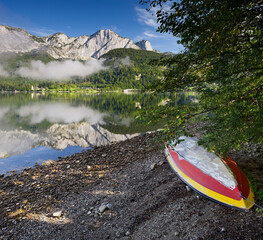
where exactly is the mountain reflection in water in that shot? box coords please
[0,92,192,174]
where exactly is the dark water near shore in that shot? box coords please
[0,92,194,174]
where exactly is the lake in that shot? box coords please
[0,92,174,174]
[0,91,194,174]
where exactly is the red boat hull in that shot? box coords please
[165,147,254,210]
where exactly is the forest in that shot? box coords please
[0,49,165,91]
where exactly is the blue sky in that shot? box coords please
[0,0,183,53]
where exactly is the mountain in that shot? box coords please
[0,25,46,54]
[135,40,153,51]
[43,29,141,59]
[0,25,153,60]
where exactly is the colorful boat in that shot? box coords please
[165,136,254,210]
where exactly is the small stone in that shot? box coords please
[158,161,166,166]
[174,231,180,236]
[87,165,93,170]
[102,153,107,157]
[106,203,113,210]
[196,195,200,199]
[87,211,92,215]
[125,231,131,236]
[99,204,108,213]
[98,203,113,213]
[150,163,158,170]
[53,211,62,217]
[186,185,191,191]
[221,227,226,232]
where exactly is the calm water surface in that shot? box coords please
[0,92,173,174]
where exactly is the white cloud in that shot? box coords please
[135,6,159,28]
[0,65,9,77]
[29,27,57,37]
[134,5,170,42]
[143,31,162,38]
[134,3,178,46]
[120,56,131,65]
[119,117,132,127]
[16,59,106,80]
[134,30,166,42]
[0,107,9,120]
[16,103,106,124]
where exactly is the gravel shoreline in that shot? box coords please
[1,133,263,239]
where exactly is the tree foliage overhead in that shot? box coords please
[140,0,263,153]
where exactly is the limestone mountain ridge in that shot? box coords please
[0,25,154,60]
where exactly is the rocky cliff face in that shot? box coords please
[135,40,153,51]
[0,25,46,54]
[43,29,141,59]
[0,25,150,60]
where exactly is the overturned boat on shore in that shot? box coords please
[165,136,254,210]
